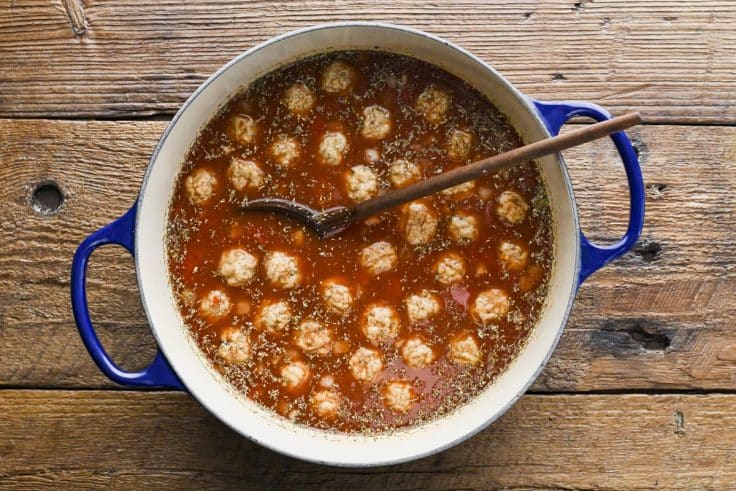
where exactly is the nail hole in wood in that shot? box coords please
[624,323,671,351]
[551,73,566,81]
[633,240,662,263]
[647,183,668,199]
[31,181,65,216]
[674,411,685,435]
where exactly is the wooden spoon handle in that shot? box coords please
[350,112,642,221]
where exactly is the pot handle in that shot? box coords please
[70,204,184,389]
[532,99,645,284]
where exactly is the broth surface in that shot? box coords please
[166,51,553,433]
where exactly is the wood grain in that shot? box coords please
[1,1,734,122]
[0,119,734,391]
[0,391,734,489]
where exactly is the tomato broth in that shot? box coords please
[166,51,553,433]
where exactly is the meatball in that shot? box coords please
[359,241,398,275]
[321,278,355,315]
[349,347,384,383]
[227,157,266,192]
[322,60,355,93]
[230,114,257,145]
[254,299,293,334]
[440,179,475,198]
[295,319,334,356]
[389,159,422,188]
[405,290,442,323]
[361,304,401,345]
[344,165,379,203]
[185,168,217,205]
[199,289,231,319]
[433,252,467,285]
[447,129,473,160]
[382,380,417,413]
[400,336,435,368]
[310,389,341,419]
[496,190,529,225]
[280,360,311,392]
[264,251,302,289]
[416,86,451,125]
[471,288,510,325]
[361,105,392,140]
[217,326,250,364]
[400,201,438,245]
[318,131,349,166]
[448,332,481,365]
[498,241,529,272]
[269,135,301,168]
[217,248,258,286]
[282,83,316,115]
[448,213,479,244]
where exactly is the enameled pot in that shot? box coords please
[71,22,644,466]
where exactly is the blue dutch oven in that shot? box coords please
[71,23,643,466]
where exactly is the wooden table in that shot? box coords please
[2,1,735,488]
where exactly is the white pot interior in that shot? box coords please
[135,23,580,466]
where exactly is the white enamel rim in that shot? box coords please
[134,22,581,467]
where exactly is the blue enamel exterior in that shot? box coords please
[70,100,644,389]
[70,204,184,389]
[531,99,645,285]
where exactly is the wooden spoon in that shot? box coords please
[241,112,642,238]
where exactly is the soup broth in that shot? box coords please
[166,51,553,433]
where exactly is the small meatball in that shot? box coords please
[400,336,435,368]
[282,83,316,115]
[349,347,384,383]
[322,60,355,93]
[321,278,355,315]
[498,241,529,272]
[254,300,293,334]
[217,327,250,364]
[361,105,392,140]
[448,213,479,244]
[359,241,398,275]
[389,159,421,188]
[447,129,473,160]
[448,332,481,365]
[264,251,302,289]
[318,131,349,166]
[471,288,510,325]
[185,168,217,205]
[441,180,475,198]
[433,252,467,285]
[416,86,451,125]
[199,289,231,319]
[269,135,301,168]
[344,165,379,202]
[361,304,401,345]
[405,290,442,323]
[217,248,258,286]
[496,190,529,225]
[295,319,333,356]
[310,389,341,419]
[280,360,311,392]
[230,115,257,145]
[401,201,438,245]
[382,380,417,413]
[227,157,265,192]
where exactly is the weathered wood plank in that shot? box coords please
[1,119,734,390]
[1,0,735,122]
[0,391,734,489]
